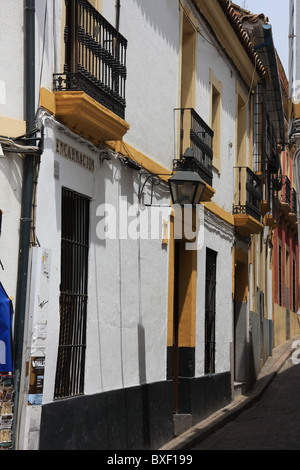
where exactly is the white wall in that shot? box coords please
[0,154,23,304]
[0,0,24,121]
[195,15,250,215]
[35,118,170,402]
[36,0,63,95]
[195,209,234,376]
[35,0,242,398]
[102,0,180,171]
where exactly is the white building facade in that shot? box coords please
[0,0,267,450]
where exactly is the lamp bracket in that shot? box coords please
[138,171,169,206]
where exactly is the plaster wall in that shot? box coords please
[111,0,180,171]
[195,209,234,376]
[35,0,245,217]
[34,119,170,403]
[0,0,24,121]
[35,0,63,93]
[0,154,23,305]
[194,18,249,215]
[274,304,288,347]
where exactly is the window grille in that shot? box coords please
[54,188,90,399]
[205,249,217,375]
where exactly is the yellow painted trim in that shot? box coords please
[194,0,261,88]
[40,88,130,145]
[0,116,26,138]
[234,214,263,238]
[236,81,247,168]
[109,140,172,183]
[235,247,248,264]
[294,102,300,120]
[236,80,248,104]
[167,217,175,348]
[209,69,222,173]
[202,184,216,202]
[40,87,56,114]
[167,217,198,349]
[202,201,234,226]
[180,9,197,109]
[273,303,288,347]
[177,242,197,348]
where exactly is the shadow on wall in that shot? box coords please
[131,0,180,52]
[0,154,23,206]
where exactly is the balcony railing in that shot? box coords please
[233,167,261,222]
[53,0,127,119]
[175,108,213,186]
[292,188,297,215]
[281,175,292,209]
[253,81,280,176]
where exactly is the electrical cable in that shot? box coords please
[177,0,221,50]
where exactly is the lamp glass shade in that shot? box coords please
[168,170,206,206]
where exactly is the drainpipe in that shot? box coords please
[115,0,120,31]
[13,0,35,449]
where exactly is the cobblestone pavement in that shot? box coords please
[191,356,300,450]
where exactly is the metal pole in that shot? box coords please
[115,0,120,31]
[13,0,35,449]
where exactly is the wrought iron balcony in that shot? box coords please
[53,0,127,119]
[175,108,213,187]
[253,81,280,177]
[233,167,261,222]
[281,175,292,210]
[292,188,297,215]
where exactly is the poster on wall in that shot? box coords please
[28,357,45,405]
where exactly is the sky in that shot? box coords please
[241,1,290,77]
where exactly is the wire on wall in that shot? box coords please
[178,0,222,51]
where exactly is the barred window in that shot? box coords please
[205,248,217,375]
[54,188,90,399]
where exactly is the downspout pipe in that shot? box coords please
[13,0,35,449]
[115,0,120,31]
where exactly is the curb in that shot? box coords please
[160,335,300,451]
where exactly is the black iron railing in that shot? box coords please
[233,167,261,222]
[53,0,127,119]
[281,175,292,209]
[176,108,213,186]
[253,82,280,176]
[55,188,90,399]
[253,82,268,174]
[292,188,297,215]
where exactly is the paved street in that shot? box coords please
[191,356,300,450]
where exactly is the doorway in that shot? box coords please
[172,240,196,413]
[233,257,248,383]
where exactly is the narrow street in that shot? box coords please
[191,355,300,450]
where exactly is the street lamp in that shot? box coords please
[168,148,206,206]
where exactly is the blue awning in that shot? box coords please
[0,283,14,373]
